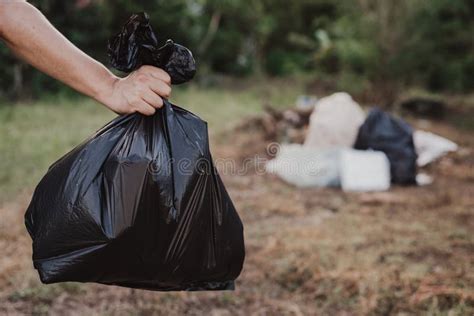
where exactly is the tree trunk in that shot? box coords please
[198,10,222,56]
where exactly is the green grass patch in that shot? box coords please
[0,97,114,204]
[0,81,305,204]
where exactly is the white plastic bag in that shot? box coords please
[266,144,341,188]
[414,130,458,167]
[304,92,366,148]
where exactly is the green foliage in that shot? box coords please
[396,0,474,91]
[265,50,308,76]
[0,0,472,100]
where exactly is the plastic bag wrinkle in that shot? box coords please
[25,13,244,291]
[354,108,417,185]
[108,12,196,85]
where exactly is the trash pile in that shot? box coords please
[266,92,458,191]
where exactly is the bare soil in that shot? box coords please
[1,117,473,315]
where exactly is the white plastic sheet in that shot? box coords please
[414,130,458,167]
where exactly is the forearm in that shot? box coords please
[0,1,117,104]
[0,1,172,116]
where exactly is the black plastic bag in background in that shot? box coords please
[354,108,417,185]
[25,13,245,291]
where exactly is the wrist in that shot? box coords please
[93,72,119,109]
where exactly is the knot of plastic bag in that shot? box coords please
[107,12,196,85]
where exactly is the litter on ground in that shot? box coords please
[264,93,459,192]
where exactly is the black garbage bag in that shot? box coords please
[24,13,245,291]
[107,12,196,85]
[354,108,417,185]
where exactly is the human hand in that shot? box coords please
[99,65,172,116]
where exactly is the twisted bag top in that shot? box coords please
[25,13,245,291]
[108,12,196,84]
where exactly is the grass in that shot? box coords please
[0,80,305,204]
[0,97,112,204]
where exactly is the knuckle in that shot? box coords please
[126,95,136,105]
[130,98,141,108]
[158,85,171,98]
[138,65,151,72]
[137,87,147,96]
[135,93,143,102]
[155,68,171,82]
[136,74,149,83]
[131,94,140,102]
[151,98,163,109]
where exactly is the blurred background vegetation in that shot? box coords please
[0,0,473,102]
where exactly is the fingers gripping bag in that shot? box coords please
[24,13,245,291]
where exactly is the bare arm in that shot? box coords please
[0,1,171,115]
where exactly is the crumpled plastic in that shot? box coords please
[107,12,196,85]
[304,92,366,149]
[354,108,417,185]
[266,144,341,188]
[413,130,458,167]
[25,13,245,291]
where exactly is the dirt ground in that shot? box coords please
[0,115,473,315]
